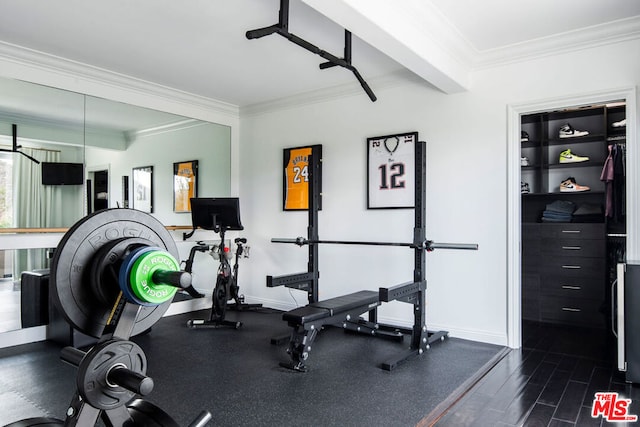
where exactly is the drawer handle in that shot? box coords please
[561,285,581,290]
[562,246,582,250]
[561,230,581,234]
[562,307,581,312]
[561,265,582,269]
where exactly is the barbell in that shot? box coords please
[271,237,478,251]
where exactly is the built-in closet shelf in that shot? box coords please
[546,135,606,146]
[522,191,605,197]
[546,162,604,170]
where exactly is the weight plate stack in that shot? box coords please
[50,209,179,338]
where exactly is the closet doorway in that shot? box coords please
[87,168,109,213]
[519,100,627,359]
[506,86,636,351]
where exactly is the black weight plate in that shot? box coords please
[51,209,179,338]
[3,418,64,426]
[77,339,147,410]
[126,399,180,427]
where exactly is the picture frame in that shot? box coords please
[132,166,154,213]
[367,131,417,209]
[122,175,129,208]
[283,144,322,211]
[173,160,198,213]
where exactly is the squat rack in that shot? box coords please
[268,139,475,367]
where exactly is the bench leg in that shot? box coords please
[280,324,319,372]
[344,318,404,342]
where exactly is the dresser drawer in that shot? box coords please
[539,223,605,239]
[540,296,604,327]
[541,238,605,258]
[540,274,604,299]
[539,256,605,278]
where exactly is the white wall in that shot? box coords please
[238,38,640,346]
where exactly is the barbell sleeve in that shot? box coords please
[271,237,308,246]
[152,270,192,289]
[188,411,214,427]
[427,242,479,250]
[60,346,86,367]
[108,366,154,396]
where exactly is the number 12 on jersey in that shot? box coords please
[367,132,417,209]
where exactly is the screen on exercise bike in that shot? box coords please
[190,198,244,231]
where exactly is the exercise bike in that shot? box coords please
[184,198,261,329]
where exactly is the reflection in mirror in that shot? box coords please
[0,78,84,335]
[0,77,86,229]
[0,76,232,335]
[84,95,231,225]
[0,248,53,334]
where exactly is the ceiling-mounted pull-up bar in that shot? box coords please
[246,0,377,102]
[0,124,40,164]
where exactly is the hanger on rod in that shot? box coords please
[0,124,40,164]
[246,0,377,102]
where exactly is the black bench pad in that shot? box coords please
[283,290,379,324]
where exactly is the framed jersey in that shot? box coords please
[283,144,322,211]
[173,160,198,213]
[367,131,417,209]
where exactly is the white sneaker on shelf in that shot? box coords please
[559,123,589,138]
[521,156,531,166]
[612,119,626,128]
[521,182,530,194]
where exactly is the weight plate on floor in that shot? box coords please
[126,399,180,427]
[51,209,179,338]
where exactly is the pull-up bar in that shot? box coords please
[0,124,40,164]
[271,237,478,251]
[245,0,377,102]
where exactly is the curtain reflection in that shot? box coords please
[13,147,60,279]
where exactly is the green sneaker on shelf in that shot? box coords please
[559,148,589,164]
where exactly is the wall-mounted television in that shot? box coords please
[41,162,84,185]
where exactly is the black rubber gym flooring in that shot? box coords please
[0,308,504,426]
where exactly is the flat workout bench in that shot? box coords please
[283,290,378,324]
[280,282,425,372]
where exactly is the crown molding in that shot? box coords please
[0,41,240,120]
[473,15,640,70]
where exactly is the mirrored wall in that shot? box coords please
[0,76,232,333]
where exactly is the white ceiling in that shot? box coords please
[0,0,639,108]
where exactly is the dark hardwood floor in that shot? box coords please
[432,321,640,427]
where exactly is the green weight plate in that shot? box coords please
[50,209,179,338]
[128,250,180,305]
